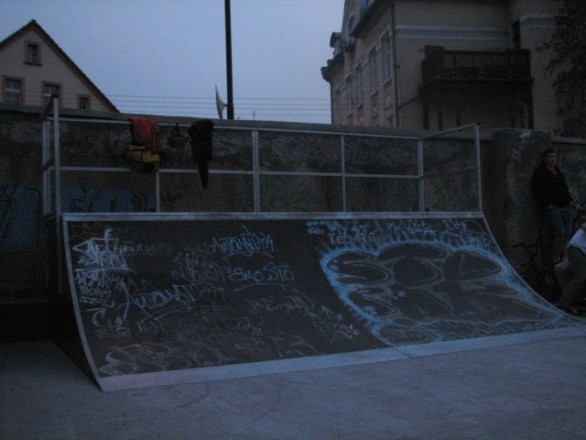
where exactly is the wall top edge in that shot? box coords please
[10,106,580,142]
[62,211,486,223]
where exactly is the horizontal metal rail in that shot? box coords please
[423,166,477,179]
[46,115,422,140]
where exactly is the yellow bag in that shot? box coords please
[125,143,160,173]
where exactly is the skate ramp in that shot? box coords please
[63,212,581,391]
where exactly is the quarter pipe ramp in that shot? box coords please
[62,212,581,391]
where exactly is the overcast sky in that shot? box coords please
[0,0,344,123]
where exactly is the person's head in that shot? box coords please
[541,148,557,168]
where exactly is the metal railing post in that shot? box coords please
[474,124,482,211]
[252,130,260,212]
[417,138,425,211]
[341,135,347,212]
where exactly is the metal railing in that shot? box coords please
[42,108,481,215]
[422,49,531,84]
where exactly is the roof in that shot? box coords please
[351,0,387,38]
[0,20,119,113]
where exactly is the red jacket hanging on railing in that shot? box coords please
[128,116,162,152]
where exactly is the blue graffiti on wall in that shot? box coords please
[312,218,567,347]
[0,185,42,247]
[63,186,155,213]
[0,184,156,248]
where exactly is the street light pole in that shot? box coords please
[225,0,234,119]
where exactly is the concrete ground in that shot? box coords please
[2,323,586,440]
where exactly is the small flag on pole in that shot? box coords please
[215,85,225,119]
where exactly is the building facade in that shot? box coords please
[0,20,118,113]
[321,0,560,132]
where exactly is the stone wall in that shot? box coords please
[487,129,586,267]
[1,106,585,302]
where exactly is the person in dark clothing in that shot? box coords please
[531,148,573,266]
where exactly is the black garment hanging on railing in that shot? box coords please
[189,120,214,189]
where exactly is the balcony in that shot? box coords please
[422,49,532,86]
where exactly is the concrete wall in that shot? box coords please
[1,106,586,302]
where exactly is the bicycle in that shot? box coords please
[512,239,561,302]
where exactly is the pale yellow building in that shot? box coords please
[322,0,560,132]
[0,20,118,113]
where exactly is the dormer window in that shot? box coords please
[25,42,40,65]
[348,16,356,34]
[345,15,357,50]
[381,32,392,83]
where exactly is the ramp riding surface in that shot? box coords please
[62,212,580,391]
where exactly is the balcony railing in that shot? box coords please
[422,50,531,85]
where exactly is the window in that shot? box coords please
[357,107,364,126]
[25,43,40,64]
[345,75,354,114]
[371,97,379,127]
[369,47,378,93]
[512,20,521,49]
[4,78,22,104]
[78,96,90,110]
[371,92,379,117]
[515,99,529,129]
[334,87,342,124]
[43,83,60,105]
[355,64,364,107]
[384,85,393,109]
[381,32,392,83]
